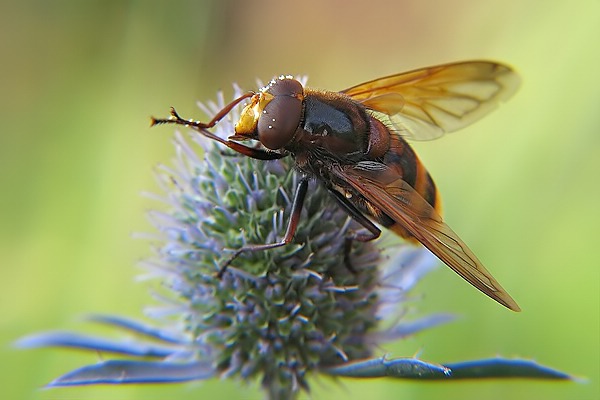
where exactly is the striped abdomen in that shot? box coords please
[366,117,442,241]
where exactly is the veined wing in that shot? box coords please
[335,162,520,311]
[341,61,520,140]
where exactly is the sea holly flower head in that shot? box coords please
[17,79,571,399]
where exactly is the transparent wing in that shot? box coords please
[335,163,520,311]
[341,61,520,140]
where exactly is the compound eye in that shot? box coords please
[268,78,303,97]
[258,95,302,150]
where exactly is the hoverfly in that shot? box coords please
[151,61,521,311]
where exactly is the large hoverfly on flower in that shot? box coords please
[151,60,521,311]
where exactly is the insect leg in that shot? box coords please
[153,92,255,129]
[151,107,285,160]
[328,189,381,272]
[217,177,309,278]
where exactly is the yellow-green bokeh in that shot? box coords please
[2,1,598,399]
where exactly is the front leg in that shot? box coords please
[151,107,286,161]
[217,177,310,278]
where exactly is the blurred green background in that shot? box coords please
[2,1,598,399]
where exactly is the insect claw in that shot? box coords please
[216,250,243,279]
[150,108,183,127]
[169,107,179,118]
[216,262,229,279]
[149,115,171,127]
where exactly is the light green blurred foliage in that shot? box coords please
[1,1,597,399]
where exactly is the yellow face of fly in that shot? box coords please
[234,91,274,136]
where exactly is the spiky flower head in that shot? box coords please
[146,80,431,396]
[18,79,571,400]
